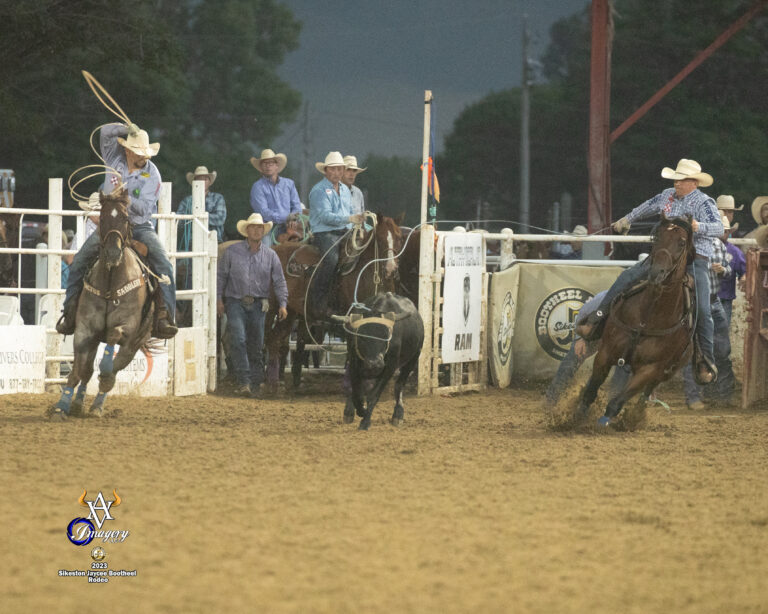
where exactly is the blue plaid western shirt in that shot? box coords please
[708,238,730,298]
[625,187,723,258]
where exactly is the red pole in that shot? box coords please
[587,0,612,234]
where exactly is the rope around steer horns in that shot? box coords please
[334,310,413,362]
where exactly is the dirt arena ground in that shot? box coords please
[2,373,767,614]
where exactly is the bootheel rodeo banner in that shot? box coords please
[489,263,625,385]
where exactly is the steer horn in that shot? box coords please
[330,314,350,323]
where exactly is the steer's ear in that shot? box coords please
[384,311,396,322]
[350,313,363,324]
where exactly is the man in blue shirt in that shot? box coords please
[249,149,302,248]
[56,123,178,339]
[217,213,288,397]
[177,165,227,243]
[576,159,723,384]
[308,151,364,321]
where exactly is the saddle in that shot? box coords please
[284,233,364,278]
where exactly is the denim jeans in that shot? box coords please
[598,256,714,365]
[546,339,631,404]
[682,298,732,402]
[225,297,266,387]
[310,230,346,309]
[720,298,733,325]
[64,222,176,317]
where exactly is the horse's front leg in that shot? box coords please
[51,340,98,420]
[577,348,613,416]
[91,344,134,417]
[600,364,659,427]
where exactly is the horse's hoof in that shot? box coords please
[343,414,354,424]
[358,421,370,431]
[597,416,612,427]
[90,406,104,419]
[48,407,67,421]
[390,417,402,427]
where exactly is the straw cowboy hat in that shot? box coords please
[250,149,287,174]
[716,194,743,211]
[315,151,346,173]
[751,196,768,225]
[236,213,273,237]
[660,159,713,187]
[77,191,102,212]
[567,224,587,237]
[117,129,160,157]
[721,215,731,232]
[342,155,367,173]
[186,165,217,186]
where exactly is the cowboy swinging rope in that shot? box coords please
[67,71,134,205]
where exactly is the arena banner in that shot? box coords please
[488,263,625,383]
[86,343,170,397]
[0,326,46,394]
[488,264,520,388]
[441,232,484,363]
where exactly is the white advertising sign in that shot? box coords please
[86,343,169,396]
[0,326,47,394]
[441,233,484,363]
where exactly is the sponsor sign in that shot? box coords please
[86,343,169,396]
[0,325,46,394]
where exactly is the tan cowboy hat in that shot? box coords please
[660,159,713,187]
[236,212,273,237]
[567,224,587,237]
[342,155,367,173]
[186,165,217,186]
[117,129,160,157]
[315,151,346,173]
[77,191,101,212]
[716,194,743,211]
[751,196,768,225]
[721,215,730,232]
[250,149,287,174]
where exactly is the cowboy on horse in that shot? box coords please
[576,158,723,384]
[56,123,178,339]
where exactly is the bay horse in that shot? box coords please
[578,214,696,427]
[49,189,155,420]
[263,214,404,393]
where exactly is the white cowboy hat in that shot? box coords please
[117,129,160,157]
[315,151,346,173]
[660,159,713,187]
[342,155,367,173]
[236,212,273,237]
[186,165,217,186]
[77,191,102,212]
[568,224,587,237]
[751,196,768,225]
[250,149,287,174]
[721,215,730,232]
[715,194,743,211]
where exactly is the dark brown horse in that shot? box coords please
[264,214,404,393]
[578,214,695,427]
[50,189,155,420]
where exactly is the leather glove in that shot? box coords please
[126,123,141,136]
[612,217,631,234]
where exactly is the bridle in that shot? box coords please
[648,222,690,286]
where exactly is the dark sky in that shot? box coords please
[273,0,589,171]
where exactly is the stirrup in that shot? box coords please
[575,310,606,342]
[154,320,178,339]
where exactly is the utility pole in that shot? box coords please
[519,15,530,233]
[299,101,311,205]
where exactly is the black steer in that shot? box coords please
[337,293,424,430]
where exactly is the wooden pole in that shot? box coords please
[46,178,63,391]
[420,90,432,225]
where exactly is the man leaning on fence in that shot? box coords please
[56,122,178,339]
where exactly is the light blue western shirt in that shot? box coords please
[308,178,352,233]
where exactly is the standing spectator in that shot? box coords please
[217,213,288,397]
[715,194,742,234]
[308,151,363,321]
[249,149,302,248]
[177,165,227,244]
[550,224,586,259]
[342,155,367,217]
[683,225,733,409]
[717,215,746,324]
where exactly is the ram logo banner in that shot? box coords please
[535,288,594,360]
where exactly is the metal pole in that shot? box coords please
[299,101,310,205]
[420,90,432,226]
[519,16,530,233]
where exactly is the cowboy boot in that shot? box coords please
[575,309,608,342]
[55,296,79,335]
[153,293,178,339]
[691,336,718,385]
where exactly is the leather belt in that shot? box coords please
[241,295,257,305]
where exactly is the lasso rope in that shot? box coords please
[82,70,132,125]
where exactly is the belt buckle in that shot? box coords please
[242,296,255,305]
